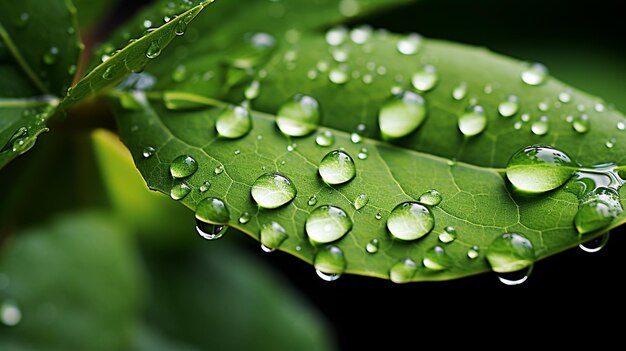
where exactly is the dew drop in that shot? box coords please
[387,202,434,241]
[318,150,356,185]
[353,194,369,210]
[170,182,192,200]
[423,246,452,271]
[452,82,468,101]
[530,116,549,136]
[521,62,548,86]
[308,195,318,206]
[506,145,577,193]
[438,226,457,243]
[418,189,442,206]
[579,232,610,253]
[251,172,297,209]
[216,105,252,139]
[315,130,335,147]
[276,94,320,137]
[305,205,352,244]
[43,47,59,65]
[146,41,162,59]
[537,100,550,112]
[170,155,198,178]
[498,95,519,117]
[572,114,590,134]
[375,212,382,220]
[244,80,261,100]
[357,147,369,160]
[389,258,417,284]
[411,64,438,92]
[467,245,480,259]
[238,211,251,224]
[396,33,422,55]
[199,181,211,193]
[195,197,230,240]
[458,105,487,137]
[14,12,29,27]
[314,245,346,281]
[214,164,225,175]
[366,238,379,253]
[260,221,288,252]
[350,132,362,144]
[486,233,535,274]
[142,146,156,158]
[378,90,427,140]
[496,266,533,286]
[1,300,22,326]
[594,103,605,113]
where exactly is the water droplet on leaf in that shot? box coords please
[353,194,369,210]
[146,41,162,59]
[170,155,198,178]
[486,233,535,274]
[411,64,438,92]
[418,189,442,206]
[423,246,452,271]
[396,33,422,55]
[260,221,288,252]
[498,95,519,117]
[452,82,467,100]
[318,150,356,185]
[506,145,577,193]
[251,172,297,209]
[314,245,346,281]
[389,258,417,284]
[276,94,320,137]
[216,105,252,139]
[521,62,548,86]
[458,105,487,136]
[170,182,192,200]
[238,212,251,224]
[315,130,335,147]
[378,90,427,140]
[387,202,434,241]
[366,238,379,253]
[438,226,457,243]
[305,205,353,244]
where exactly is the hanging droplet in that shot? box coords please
[244,80,261,100]
[146,41,162,59]
[458,105,487,136]
[579,232,610,253]
[506,145,577,193]
[314,245,347,281]
[423,246,452,271]
[452,82,468,101]
[175,20,187,36]
[353,194,369,210]
[486,233,535,274]
[387,202,434,241]
[438,226,457,243]
[521,62,548,86]
[195,197,230,240]
[315,130,335,147]
[170,155,198,178]
[251,172,297,209]
[574,187,622,234]
[379,90,427,140]
[216,105,252,139]
[496,266,533,286]
[572,114,590,134]
[170,182,192,200]
[196,221,228,241]
[366,238,379,253]
[396,33,422,55]
[318,150,356,185]
[418,189,442,206]
[389,258,417,284]
[305,205,353,244]
[411,64,438,92]
[276,94,320,137]
[498,95,519,117]
[467,245,480,259]
[260,221,288,252]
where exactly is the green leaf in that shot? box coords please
[113,34,625,281]
[0,0,80,170]
[0,212,141,350]
[61,0,213,108]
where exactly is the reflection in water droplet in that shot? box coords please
[438,226,457,243]
[366,238,379,253]
[358,148,369,160]
[379,91,427,140]
[239,212,251,224]
[260,221,288,252]
[146,41,162,59]
[506,145,577,193]
[199,181,211,193]
[170,155,198,179]
[498,95,519,117]
[170,182,192,200]
[195,220,227,241]
[423,246,452,271]
[251,172,297,209]
[521,62,548,86]
[572,114,590,134]
[579,232,610,253]
[418,189,442,206]
[353,194,369,210]
[467,246,480,259]
[318,150,356,185]
[276,94,320,137]
[305,205,353,244]
[389,258,417,284]
[458,105,487,136]
[314,245,346,281]
[387,202,434,241]
[142,146,156,158]
[496,266,532,286]
[411,65,438,92]
[486,233,535,274]
[216,105,252,139]
[574,187,622,234]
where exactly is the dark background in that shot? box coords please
[111,0,626,347]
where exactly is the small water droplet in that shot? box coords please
[486,233,535,275]
[467,245,480,259]
[216,105,252,139]
[458,105,487,136]
[366,238,379,253]
[521,62,548,86]
[244,80,261,100]
[357,147,369,160]
[537,100,550,112]
[423,246,452,271]
[318,150,356,185]
[175,20,187,36]
[1,300,22,326]
[521,113,531,122]
[199,181,211,193]
[396,33,422,55]
[43,47,59,65]
[307,69,318,80]
[530,116,549,136]
[142,146,155,158]
[438,226,457,243]
[305,205,353,244]
[379,90,427,140]
[452,82,468,101]
[483,84,493,95]
[170,155,198,178]
[214,164,225,175]
[314,245,346,281]
[239,212,251,224]
[617,121,625,130]
[170,182,192,200]
[411,64,438,92]
[234,149,241,155]
[276,94,320,137]
[498,95,519,117]
[506,145,577,193]
[329,66,349,84]
[350,25,372,44]
[558,91,572,103]
[308,195,318,206]
[605,138,616,149]
[350,132,362,143]
[326,27,348,46]
[375,212,383,220]
[418,189,442,206]
[353,194,369,210]
[594,103,605,112]
[251,172,297,209]
[102,65,117,80]
[389,258,417,284]
[146,41,162,59]
[387,202,434,241]
[579,232,610,253]
[315,130,335,147]
[572,114,590,133]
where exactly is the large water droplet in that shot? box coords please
[0,300,22,326]
[458,105,487,136]
[276,94,320,137]
[438,226,457,243]
[521,62,548,86]
[396,33,422,55]
[579,232,609,253]
[170,155,198,178]
[387,202,434,241]
[418,189,442,206]
[318,150,356,185]
[260,221,288,252]
[195,197,230,225]
[305,205,353,244]
[315,130,335,147]
[146,40,162,59]
[251,172,297,209]
[170,182,192,200]
[366,238,379,253]
[498,95,519,117]
[314,245,346,281]
[389,258,417,284]
[423,246,452,271]
[486,233,535,273]
[216,105,252,139]
[572,114,590,134]
[378,90,427,140]
[411,65,438,92]
[574,187,622,234]
[353,194,369,210]
[506,145,577,193]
